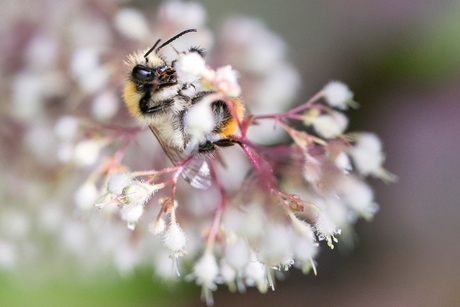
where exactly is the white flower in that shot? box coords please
[289,215,314,239]
[193,253,219,306]
[54,116,78,141]
[73,139,103,166]
[293,234,317,263]
[219,260,237,285]
[214,65,241,97]
[74,182,99,211]
[314,212,341,249]
[70,47,99,79]
[175,52,206,84]
[323,81,354,109]
[120,203,144,230]
[92,90,119,121]
[245,256,268,293]
[122,182,157,206]
[163,223,187,256]
[339,177,378,220]
[107,173,133,195]
[12,72,44,119]
[350,133,385,176]
[149,218,166,235]
[78,66,112,95]
[310,112,348,139]
[303,154,322,184]
[225,239,250,271]
[335,152,352,173]
[257,223,293,272]
[114,8,149,41]
[158,1,206,28]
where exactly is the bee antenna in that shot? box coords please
[156,29,197,53]
[144,39,162,60]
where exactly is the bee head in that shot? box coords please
[123,29,198,121]
[127,29,198,89]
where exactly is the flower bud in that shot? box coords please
[163,223,187,255]
[323,81,354,109]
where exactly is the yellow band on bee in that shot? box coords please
[123,81,143,120]
[220,99,245,138]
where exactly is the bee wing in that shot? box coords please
[148,125,212,190]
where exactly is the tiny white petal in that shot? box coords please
[315,212,341,249]
[122,182,156,206]
[193,253,219,286]
[323,81,354,109]
[149,218,166,235]
[350,133,385,176]
[175,52,206,84]
[311,112,348,139]
[163,223,187,253]
[335,152,352,173]
[245,256,268,292]
[215,65,241,97]
[220,260,236,283]
[225,240,250,270]
[74,182,99,211]
[107,173,133,195]
[120,204,144,230]
[258,223,293,266]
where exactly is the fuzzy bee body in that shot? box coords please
[123,29,245,189]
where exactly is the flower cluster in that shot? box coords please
[88,24,392,307]
[0,1,393,305]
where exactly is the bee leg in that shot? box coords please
[144,99,174,113]
[198,141,216,153]
[213,139,239,147]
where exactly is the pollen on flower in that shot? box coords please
[323,81,354,109]
[314,212,341,249]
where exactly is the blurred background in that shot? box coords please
[1,0,459,306]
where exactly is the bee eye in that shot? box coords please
[132,66,156,81]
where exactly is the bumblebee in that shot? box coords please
[123,29,245,189]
